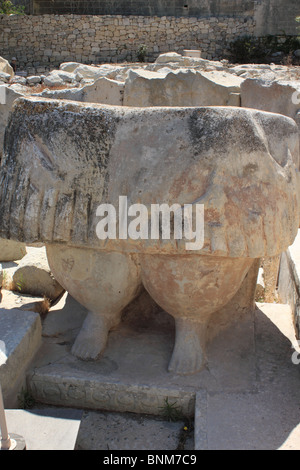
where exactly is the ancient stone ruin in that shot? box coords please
[1,44,300,449]
[0,92,299,375]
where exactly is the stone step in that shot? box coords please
[25,289,257,419]
[0,308,42,407]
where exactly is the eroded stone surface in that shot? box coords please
[11,246,64,301]
[0,99,298,257]
[123,68,243,107]
[0,99,299,375]
[0,56,14,78]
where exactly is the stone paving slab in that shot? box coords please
[4,408,82,450]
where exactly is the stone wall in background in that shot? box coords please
[0,14,255,72]
[27,0,300,36]
[30,0,256,17]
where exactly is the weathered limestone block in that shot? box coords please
[0,85,24,159]
[0,56,14,78]
[0,239,26,262]
[123,69,243,107]
[0,98,299,375]
[241,79,300,121]
[11,247,65,301]
[59,62,82,73]
[81,77,124,106]
[37,77,124,106]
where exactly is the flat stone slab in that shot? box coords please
[75,410,192,450]
[0,308,42,406]
[5,408,82,450]
[194,303,300,450]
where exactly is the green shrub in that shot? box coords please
[229,34,300,63]
[229,35,266,63]
[0,1,25,14]
[136,44,147,62]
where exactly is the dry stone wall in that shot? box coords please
[0,14,255,72]
[30,0,256,17]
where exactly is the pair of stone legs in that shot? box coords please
[46,246,253,375]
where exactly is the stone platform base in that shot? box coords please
[27,292,256,417]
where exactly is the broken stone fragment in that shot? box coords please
[241,79,300,121]
[11,247,64,301]
[0,72,11,84]
[0,239,26,262]
[0,85,25,160]
[123,68,243,107]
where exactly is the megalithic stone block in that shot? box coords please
[0,97,299,375]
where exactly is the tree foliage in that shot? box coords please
[0,1,25,14]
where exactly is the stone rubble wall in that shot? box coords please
[0,14,255,72]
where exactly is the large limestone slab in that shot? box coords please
[0,308,42,406]
[123,68,243,107]
[0,98,299,377]
[241,79,300,121]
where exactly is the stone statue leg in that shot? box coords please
[140,254,253,375]
[46,246,141,360]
